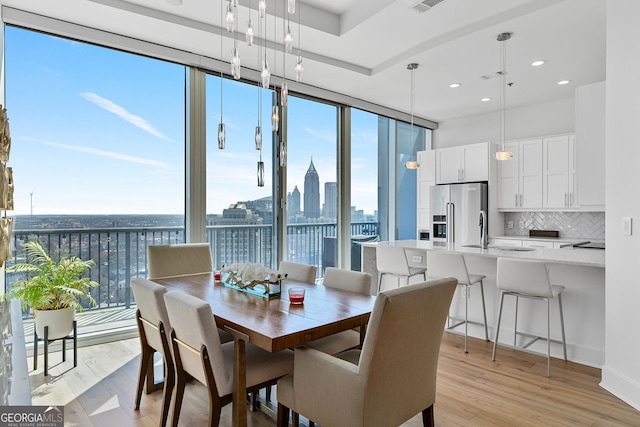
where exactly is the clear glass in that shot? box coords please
[255,125,262,150]
[294,55,303,82]
[206,74,273,269]
[281,81,288,107]
[246,21,254,46]
[271,105,279,132]
[261,60,271,89]
[257,161,264,187]
[225,2,235,32]
[287,0,295,15]
[286,95,337,277]
[259,0,266,17]
[231,48,241,80]
[4,27,185,320]
[284,28,294,53]
[218,122,226,149]
[279,140,287,167]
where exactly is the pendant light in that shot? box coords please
[405,63,419,170]
[495,32,513,161]
[294,4,303,82]
[218,0,226,149]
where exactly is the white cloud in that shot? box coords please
[24,137,169,168]
[304,127,335,143]
[80,92,174,142]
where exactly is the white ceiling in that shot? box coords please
[3,0,606,124]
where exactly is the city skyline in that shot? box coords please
[6,27,380,218]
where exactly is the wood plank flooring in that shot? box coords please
[27,332,640,426]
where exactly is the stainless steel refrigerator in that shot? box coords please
[429,182,488,245]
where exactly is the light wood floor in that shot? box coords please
[28,332,640,426]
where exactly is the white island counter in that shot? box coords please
[361,240,605,367]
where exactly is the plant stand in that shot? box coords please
[33,320,77,376]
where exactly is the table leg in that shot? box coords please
[231,333,248,427]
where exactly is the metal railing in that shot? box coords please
[5,221,379,314]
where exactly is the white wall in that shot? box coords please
[600,0,640,411]
[434,97,574,149]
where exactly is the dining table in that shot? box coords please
[152,273,377,427]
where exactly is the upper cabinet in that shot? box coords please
[575,82,605,211]
[543,135,576,208]
[435,142,489,184]
[497,139,543,209]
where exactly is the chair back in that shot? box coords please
[323,267,372,295]
[426,251,471,285]
[375,245,410,276]
[163,292,232,397]
[279,261,317,284]
[497,258,554,297]
[131,278,171,354]
[148,243,213,279]
[357,277,457,426]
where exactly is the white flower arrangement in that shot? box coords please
[221,262,286,286]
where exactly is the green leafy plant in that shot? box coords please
[3,241,100,312]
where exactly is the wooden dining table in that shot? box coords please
[153,273,376,427]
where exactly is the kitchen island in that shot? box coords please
[362,240,605,367]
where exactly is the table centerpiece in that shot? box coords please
[220,262,286,298]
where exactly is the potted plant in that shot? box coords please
[3,240,99,339]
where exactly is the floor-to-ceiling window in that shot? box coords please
[285,96,338,277]
[205,74,274,269]
[4,26,186,332]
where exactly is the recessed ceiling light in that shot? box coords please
[449,83,461,88]
[481,97,491,102]
[557,80,571,85]
[166,0,183,5]
[531,60,546,67]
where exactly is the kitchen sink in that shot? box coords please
[488,245,536,252]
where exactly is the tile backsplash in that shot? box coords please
[503,212,605,240]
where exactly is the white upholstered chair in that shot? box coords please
[426,251,489,353]
[148,243,213,280]
[276,277,458,427]
[279,261,317,284]
[492,258,567,377]
[164,292,294,427]
[148,243,233,344]
[131,278,174,427]
[304,267,372,355]
[376,245,427,293]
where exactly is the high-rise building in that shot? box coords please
[323,182,337,219]
[303,158,320,219]
[287,185,301,218]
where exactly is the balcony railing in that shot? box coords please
[5,221,379,314]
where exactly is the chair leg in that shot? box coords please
[135,344,153,410]
[266,385,272,402]
[377,273,383,294]
[547,298,551,378]
[160,356,175,427]
[514,296,519,346]
[492,293,506,361]
[292,411,300,426]
[276,403,290,427]
[422,404,435,427]
[558,293,567,361]
[464,284,469,353]
[170,372,187,427]
[479,280,489,341]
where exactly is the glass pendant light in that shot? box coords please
[279,140,287,167]
[281,81,288,107]
[261,60,271,88]
[287,0,295,14]
[259,0,266,17]
[495,32,513,161]
[225,1,235,32]
[255,125,262,150]
[257,160,264,187]
[246,19,254,46]
[405,63,420,170]
[271,105,279,131]
[284,24,293,53]
[294,55,303,82]
[231,47,241,80]
[218,0,226,149]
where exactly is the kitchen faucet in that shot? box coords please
[478,210,488,249]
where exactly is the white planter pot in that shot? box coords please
[34,306,74,340]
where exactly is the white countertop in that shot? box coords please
[493,235,590,243]
[363,240,605,268]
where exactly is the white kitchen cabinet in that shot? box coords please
[416,150,436,233]
[491,238,522,247]
[436,142,489,184]
[575,82,605,211]
[543,135,576,209]
[522,240,554,249]
[497,139,543,209]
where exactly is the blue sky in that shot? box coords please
[5,26,378,217]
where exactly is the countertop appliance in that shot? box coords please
[430,182,488,245]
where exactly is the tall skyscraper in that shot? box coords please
[303,158,320,219]
[287,185,301,218]
[323,182,337,219]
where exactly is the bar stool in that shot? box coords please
[492,258,567,377]
[376,245,427,293]
[426,251,488,353]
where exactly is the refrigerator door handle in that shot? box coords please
[448,202,455,243]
